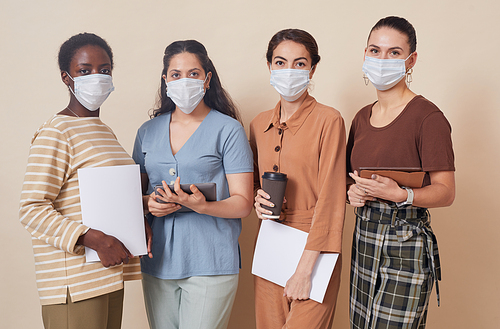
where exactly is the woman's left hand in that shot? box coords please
[349,170,406,203]
[283,271,311,301]
[164,177,207,213]
[144,217,153,259]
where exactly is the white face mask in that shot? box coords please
[362,54,412,91]
[166,77,207,114]
[67,73,114,111]
[269,67,311,102]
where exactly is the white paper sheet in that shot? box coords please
[251,219,338,303]
[78,164,147,262]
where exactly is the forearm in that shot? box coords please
[197,194,253,218]
[20,200,88,253]
[412,183,455,208]
[142,195,150,214]
[398,171,455,208]
[295,249,321,276]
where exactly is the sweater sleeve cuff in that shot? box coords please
[305,229,343,253]
[69,225,90,255]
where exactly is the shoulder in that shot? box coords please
[409,95,443,116]
[354,103,373,121]
[209,110,243,128]
[250,109,274,130]
[409,96,451,128]
[312,102,344,122]
[137,113,169,133]
[31,115,72,143]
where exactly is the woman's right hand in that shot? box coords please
[148,191,181,217]
[347,171,375,207]
[254,189,274,220]
[78,229,134,268]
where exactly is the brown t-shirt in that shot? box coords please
[347,95,455,187]
[250,94,346,253]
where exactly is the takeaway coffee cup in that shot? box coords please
[261,172,287,220]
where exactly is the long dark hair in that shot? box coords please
[152,40,240,121]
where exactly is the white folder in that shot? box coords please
[78,164,147,262]
[252,219,338,303]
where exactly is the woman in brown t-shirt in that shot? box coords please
[347,17,455,329]
[250,29,346,329]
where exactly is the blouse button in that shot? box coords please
[274,146,280,152]
[273,165,279,172]
[169,180,175,185]
[169,168,176,176]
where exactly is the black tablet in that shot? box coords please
[154,183,217,213]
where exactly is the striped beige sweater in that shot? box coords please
[19,115,141,305]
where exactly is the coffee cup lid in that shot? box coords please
[262,172,287,180]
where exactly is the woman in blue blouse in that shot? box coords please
[132,40,254,329]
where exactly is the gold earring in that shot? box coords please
[406,68,413,85]
[363,73,369,86]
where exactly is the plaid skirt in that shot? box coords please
[350,201,441,329]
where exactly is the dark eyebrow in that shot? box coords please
[168,68,202,74]
[273,56,309,62]
[76,63,111,67]
[273,56,288,62]
[293,57,309,62]
[368,44,404,51]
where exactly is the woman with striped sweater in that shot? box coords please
[19,33,146,329]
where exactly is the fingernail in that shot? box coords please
[270,203,275,207]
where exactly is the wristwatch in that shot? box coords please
[396,187,414,207]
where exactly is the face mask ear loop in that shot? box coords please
[65,72,77,96]
[204,73,210,91]
[404,53,413,86]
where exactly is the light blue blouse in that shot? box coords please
[132,110,253,279]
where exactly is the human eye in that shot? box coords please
[369,48,379,54]
[78,69,90,75]
[170,72,180,79]
[295,62,306,68]
[275,60,284,66]
[189,71,199,78]
[100,68,111,75]
[390,50,401,56]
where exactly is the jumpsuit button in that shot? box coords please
[278,129,282,135]
[273,165,279,172]
[169,168,176,176]
[274,146,281,152]
[169,180,175,185]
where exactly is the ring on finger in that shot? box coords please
[364,188,367,194]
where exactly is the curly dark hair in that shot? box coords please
[152,40,240,122]
[58,33,113,72]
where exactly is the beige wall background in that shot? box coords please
[1,0,499,328]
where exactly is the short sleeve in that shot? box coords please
[222,124,254,175]
[132,127,146,174]
[419,112,455,172]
